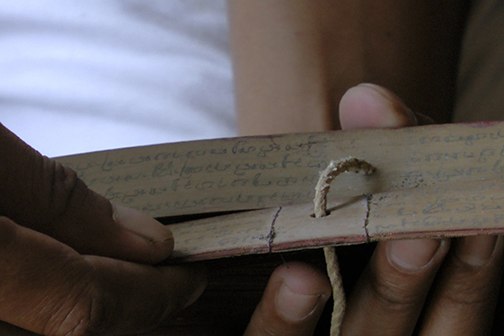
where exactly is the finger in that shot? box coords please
[339,83,430,130]
[244,262,331,336]
[342,239,450,335]
[0,216,206,336]
[338,83,450,334]
[418,236,504,335]
[0,123,172,263]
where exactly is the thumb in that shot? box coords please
[0,123,172,263]
[0,216,205,336]
[339,83,432,130]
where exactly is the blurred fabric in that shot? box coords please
[0,0,235,157]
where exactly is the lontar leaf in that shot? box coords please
[57,121,504,261]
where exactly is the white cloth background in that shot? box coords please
[0,0,236,157]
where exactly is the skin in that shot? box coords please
[0,123,207,335]
[0,86,501,336]
[228,0,468,134]
[229,1,503,333]
[1,1,500,334]
[0,122,330,335]
[245,84,504,335]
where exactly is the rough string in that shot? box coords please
[313,157,376,336]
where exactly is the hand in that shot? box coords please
[0,125,206,335]
[338,84,503,334]
[244,83,504,335]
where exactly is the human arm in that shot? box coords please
[228,0,469,134]
[228,2,503,333]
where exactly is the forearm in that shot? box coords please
[228,0,469,134]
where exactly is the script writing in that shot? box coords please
[368,180,504,237]
[164,178,504,262]
[57,123,504,218]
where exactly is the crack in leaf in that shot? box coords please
[267,207,282,253]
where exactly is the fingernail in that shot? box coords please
[358,83,398,104]
[358,83,417,126]
[113,203,173,247]
[275,283,323,322]
[387,239,442,271]
[456,235,498,267]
